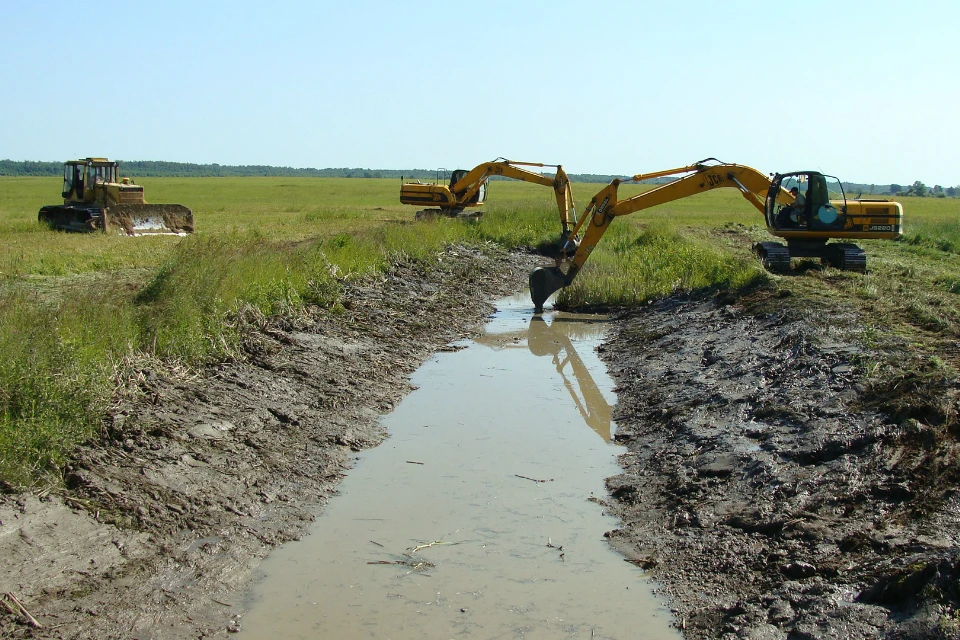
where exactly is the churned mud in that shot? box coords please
[599,289,960,639]
[2,250,959,639]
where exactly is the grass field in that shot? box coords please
[1,175,958,488]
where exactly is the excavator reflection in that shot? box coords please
[474,313,613,442]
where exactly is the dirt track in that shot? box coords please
[2,250,959,638]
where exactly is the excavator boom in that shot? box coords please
[563,161,778,279]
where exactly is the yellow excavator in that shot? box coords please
[529,158,903,311]
[38,158,193,235]
[401,158,578,241]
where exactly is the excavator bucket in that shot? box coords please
[38,204,193,235]
[529,266,568,313]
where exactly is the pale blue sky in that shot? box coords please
[2,1,957,185]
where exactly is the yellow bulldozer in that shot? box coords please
[38,158,193,235]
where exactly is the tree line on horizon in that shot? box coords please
[0,159,631,184]
[1,159,955,195]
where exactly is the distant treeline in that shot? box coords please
[0,159,431,179]
[0,159,631,183]
[2,159,952,194]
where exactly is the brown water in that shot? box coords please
[239,294,679,639]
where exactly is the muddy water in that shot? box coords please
[239,294,679,639]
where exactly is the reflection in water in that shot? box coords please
[475,313,613,441]
[238,294,679,639]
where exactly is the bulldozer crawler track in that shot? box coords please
[38,205,104,232]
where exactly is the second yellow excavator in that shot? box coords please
[401,158,578,241]
[529,158,903,312]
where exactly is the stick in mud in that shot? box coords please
[407,540,449,553]
[4,592,42,628]
[515,474,552,483]
[367,559,436,571]
[1,596,19,618]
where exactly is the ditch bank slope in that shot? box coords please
[601,289,960,639]
[0,247,536,639]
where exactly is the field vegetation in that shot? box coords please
[0,176,958,488]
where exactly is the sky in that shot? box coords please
[2,0,957,186]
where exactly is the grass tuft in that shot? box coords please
[557,223,765,308]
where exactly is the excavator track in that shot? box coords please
[823,243,867,272]
[754,242,791,273]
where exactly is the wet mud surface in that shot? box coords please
[2,251,959,639]
[599,290,960,639]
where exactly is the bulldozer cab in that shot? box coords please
[767,171,847,232]
[62,158,120,203]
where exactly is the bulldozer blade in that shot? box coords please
[105,204,194,235]
[529,266,568,313]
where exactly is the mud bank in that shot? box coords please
[599,288,960,639]
[0,246,537,639]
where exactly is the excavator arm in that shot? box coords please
[401,158,578,235]
[529,159,792,311]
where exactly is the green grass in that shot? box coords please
[0,288,121,486]
[1,174,958,488]
[557,221,765,308]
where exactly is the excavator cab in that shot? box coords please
[766,171,847,232]
[449,169,486,205]
[760,170,892,271]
